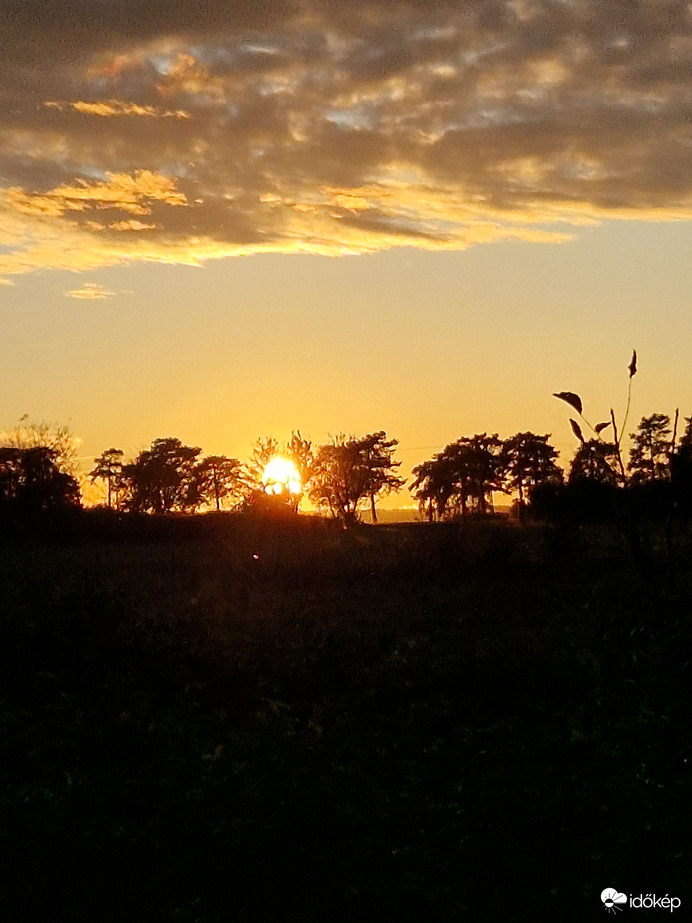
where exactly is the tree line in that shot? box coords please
[0,427,404,524]
[89,431,404,523]
[2,411,692,524]
[411,413,692,522]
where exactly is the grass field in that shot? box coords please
[1,514,689,921]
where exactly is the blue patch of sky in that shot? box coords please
[460,43,508,67]
[158,161,194,179]
[257,80,290,97]
[148,54,177,76]
[414,25,458,41]
[241,40,280,56]
[326,106,376,130]
[77,165,110,181]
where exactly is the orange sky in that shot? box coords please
[1,0,691,505]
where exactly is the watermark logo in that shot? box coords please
[601,889,682,913]
[602,889,628,913]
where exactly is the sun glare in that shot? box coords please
[261,456,302,496]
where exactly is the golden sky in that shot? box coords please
[1,0,691,499]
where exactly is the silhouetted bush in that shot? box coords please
[528,481,565,522]
[529,479,617,523]
[625,479,672,520]
[671,446,692,516]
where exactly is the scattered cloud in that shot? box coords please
[0,0,690,277]
[65,283,116,300]
[5,170,187,218]
[46,100,190,119]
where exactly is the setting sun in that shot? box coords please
[261,456,302,496]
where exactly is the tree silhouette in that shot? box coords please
[284,431,315,512]
[242,433,314,512]
[569,439,619,485]
[0,450,21,505]
[0,446,81,513]
[678,416,692,448]
[309,432,403,524]
[309,437,369,523]
[410,453,458,521]
[90,448,124,509]
[121,438,202,514]
[459,434,505,515]
[357,431,405,523]
[411,435,504,521]
[628,413,673,483]
[286,431,314,486]
[502,432,562,515]
[189,455,245,511]
[247,436,281,491]
[3,416,81,480]
[671,417,692,515]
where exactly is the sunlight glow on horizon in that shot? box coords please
[262,457,303,497]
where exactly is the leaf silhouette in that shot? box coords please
[553,391,583,415]
[628,349,637,378]
[570,418,584,443]
[595,422,611,434]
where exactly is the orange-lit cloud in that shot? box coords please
[0,0,690,278]
[5,171,187,218]
[65,282,116,300]
[46,100,190,119]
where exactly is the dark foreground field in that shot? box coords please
[1,514,690,921]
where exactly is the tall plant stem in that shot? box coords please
[621,374,634,438]
[610,408,628,485]
[670,408,679,460]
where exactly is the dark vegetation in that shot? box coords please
[1,512,690,921]
[2,358,690,919]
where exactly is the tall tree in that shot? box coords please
[628,413,673,483]
[90,448,124,509]
[189,455,245,511]
[410,453,458,521]
[284,431,315,512]
[247,436,281,491]
[285,431,314,489]
[357,431,405,523]
[309,437,368,523]
[411,435,505,520]
[121,437,202,514]
[502,432,562,509]
[457,433,505,515]
[309,432,404,523]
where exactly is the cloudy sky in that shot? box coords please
[1,0,691,499]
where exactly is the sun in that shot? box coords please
[261,456,302,496]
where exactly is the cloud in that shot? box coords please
[5,170,187,218]
[65,283,116,300]
[46,100,190,119]
[0,0,690,278]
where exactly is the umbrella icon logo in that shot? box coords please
[601,888,628,913]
